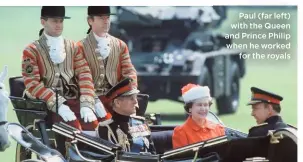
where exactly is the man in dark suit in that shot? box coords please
[247,87,288,137]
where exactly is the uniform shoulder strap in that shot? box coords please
[130,114,146,121]
[98,119,114,127]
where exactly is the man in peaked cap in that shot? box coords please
[77,6,137,119]
[21,6,108,154]
[97,77,156,154]
[247,87,288,137]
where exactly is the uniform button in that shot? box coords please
[100,66,104,70]
[55,73,60,77]
[100,74,104,78]
[80,96,87,102]
[97,81,101,86]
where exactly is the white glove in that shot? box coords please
[58,104,76,122]
[80,107,97,123]
[0,65,9,121]
[95,99,107,118]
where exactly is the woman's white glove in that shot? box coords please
[58,104,76,122]
[80,107,97,123]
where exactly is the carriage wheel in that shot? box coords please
[15,143,33,162]
[14,125,58,162]
[15,125,34,162]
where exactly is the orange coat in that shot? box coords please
[172,117,225,149]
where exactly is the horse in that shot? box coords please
[0,65,11,151]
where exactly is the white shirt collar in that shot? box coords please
[44,32,64,45]
[93,32,108,42]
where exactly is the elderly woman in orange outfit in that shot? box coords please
[172,83,225,149]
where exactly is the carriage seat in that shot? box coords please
[136,94,149,116]
[9,76,26,98]
[9,76,150,115]
[9,76,49,127]
[151,130,174,154]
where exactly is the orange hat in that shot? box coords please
[181,83,212,103]
[105,77,139,101]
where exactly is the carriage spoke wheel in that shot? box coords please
[15,125,34,162]
[16,143,33,162]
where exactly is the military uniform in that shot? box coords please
[98,78,156,154]
[247,87,288,137]
[248,115,288,137]
[22,6,98,131]
[77,6,137,117]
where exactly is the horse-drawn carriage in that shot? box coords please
[6,76,298,162]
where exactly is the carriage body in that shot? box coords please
[9,76,60,161]
[9,76,49,127]
[7,76,297,162]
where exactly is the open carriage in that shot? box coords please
[8,76,158,161]
[7,76,297,162]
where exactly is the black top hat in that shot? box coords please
[41,6,70,19]
[105,78,139,100]
[87,6,116,16]
[247,87,283,105]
